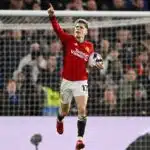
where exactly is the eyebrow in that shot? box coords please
[75,25,85,28]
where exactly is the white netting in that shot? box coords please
[0,11,149,116]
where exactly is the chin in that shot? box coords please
[75,35,81,39]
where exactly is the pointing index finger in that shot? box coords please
[49,3,52,8]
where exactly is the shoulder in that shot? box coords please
[85,41,93,45]
[65,34,75,41]
[85,41,94,48]
[84,41,94,53]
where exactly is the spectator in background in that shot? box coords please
[24,0,34,9]
[13,42,47,84]
[38,54,60,90]
[130,0,148,11]
[118,69,137,104]
[88,28,101,51]
[32,1,41,10]
[1,65,45,116]
[0,80,20,115]
[49,41,63,70]
[105,46,123,84]
[49,41,62,56]
[118,68,146,115]
[111,0,126,10]
[135,50,150,114]
[132,83,148,115]
[116,29,137,73]
[9,0,24,10]
[116,29,131,46]
[86,0,97,11]
[99,86,117,115]
[0,30,25,85]
[6,80,18,104]
[66,0,84,10]
[37,54,61,116]
[98,39,110,75]
[134,48,148,77]
[19,65,45,115]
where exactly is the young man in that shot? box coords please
[48,3,103,149]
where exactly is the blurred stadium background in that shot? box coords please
[0,0,149,117]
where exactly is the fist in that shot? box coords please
[48,3,55,17]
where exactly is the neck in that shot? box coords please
[76,37,84,43]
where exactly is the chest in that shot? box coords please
[69,40,90,52]
[66,40,91,61]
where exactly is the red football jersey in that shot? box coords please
[50,16,94,81]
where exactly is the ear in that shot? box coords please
[85,28,88,35]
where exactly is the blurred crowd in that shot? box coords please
[0,0,150,11]
[0,0,150,116]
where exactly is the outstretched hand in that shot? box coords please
[48,3,55,17]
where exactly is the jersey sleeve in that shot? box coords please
[50,16,70,44]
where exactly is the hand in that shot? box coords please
[47,3,55,17]
[95,62,104,69]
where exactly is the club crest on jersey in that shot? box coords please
[85,47,90,52]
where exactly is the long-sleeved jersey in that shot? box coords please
[50,16,94,81]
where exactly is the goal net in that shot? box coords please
[0,10,149,116]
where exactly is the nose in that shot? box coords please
[76,27,80,30]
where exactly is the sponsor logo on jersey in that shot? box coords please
[71,48,89,61]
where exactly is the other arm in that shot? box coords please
[48,3,70,44]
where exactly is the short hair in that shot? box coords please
[74,19,89,29]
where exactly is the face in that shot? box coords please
[12,30,22,40]
[138,52,148,63]
[11,0,24,9]
[104,89,116,103]
[117,30,130,43]
[72,0,83,10]
[74,23,88,39]
[32,3,41,10]
[50,41,61,54]
[47,56,57,70]
[30,43,40,51]
[7,81,16,93]
[126,69,137,82]
[113,0,124,7]
[110,50,119,59]
[134,89,144,100]
[87,0,97,10]
[101,40,110,52]
[136,0,144,8]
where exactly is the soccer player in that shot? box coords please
[48,3,103,149]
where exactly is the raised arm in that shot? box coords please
[48,3,70,44]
